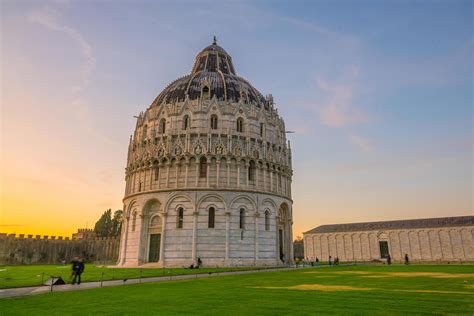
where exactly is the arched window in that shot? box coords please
[154,167,160,181]
[177,207,184,228]
[265,210,270,231]
[132,211,137,231]
[208,207,215,228]
[183,115,189,130]
[239,208,245,229]
[237,118,244,133]
[202,86,210,99]
[159,118,166,134]
[199,157,207,178]
[248,161,256,181]
[260,123,264,137]
[210,114,218,130]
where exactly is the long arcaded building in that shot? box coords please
[303,216,474,263]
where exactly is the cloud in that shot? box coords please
[27,6,116,146]
[349,133,373,152]
[27,7,96,93]
[314,66,368,128]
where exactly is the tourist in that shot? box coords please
[197,257,202,268]
[328,256,332,266]
[387,254,392,265]
[335,257,339,265]
[315,257,320,266]
[404,254,409,265]
[72,258,85,285]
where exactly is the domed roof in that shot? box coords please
[151,39,268,109]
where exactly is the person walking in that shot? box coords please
[72,258,85,285]
[387,254,392,265]
[404,254,409,265]
[328,256,332,266]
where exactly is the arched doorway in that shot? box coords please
[148,215,163,262]
[141,199,163,263]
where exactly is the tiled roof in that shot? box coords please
[304,216,474,234]
[150,41,268,109]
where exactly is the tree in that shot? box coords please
[94,209,123,237]
[112,209,123,237]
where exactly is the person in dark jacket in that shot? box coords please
[387,254,392,265]
[72,258,85,285]
[404,254,409,265]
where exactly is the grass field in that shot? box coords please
[1,264,473,315]
[0,264,266,288]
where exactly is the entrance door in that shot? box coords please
[148,234,161,262]
[379,241,389,259]
[279,229,284,261]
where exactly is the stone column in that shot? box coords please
[192,210,198,263]
[166,162,170,188]
[216,160,220,187]
[254,212,259,262]
[256,165,260,190]
[175,162,179,189]
[351,235,355,261]
[131,172,136,193]
[319,236,323,260]
[143,168,147,191]
[185,160,189,188]
[157,164,162,189]
[206,158,210,187]
[195,160,200,187]
[458,229,466,259]
[245,162,250,188]
[120,216,130,265]
[149,167,153,190]
[226,161,231,188]
[159,212,167,267]
[237,163,241,188]
[270,169,273,192]
[275,215,280,265]
[263,167,267,192]
[225,211,230,261]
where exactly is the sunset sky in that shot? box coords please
[1,0,472,238]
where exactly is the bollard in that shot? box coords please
[101,272,104,287]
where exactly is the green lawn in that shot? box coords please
[1,264,473,315]
[0,264,267,288]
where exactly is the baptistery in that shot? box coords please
[117,39,293,267]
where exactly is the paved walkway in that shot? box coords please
[0,267,294,299]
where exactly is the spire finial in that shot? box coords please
[213,35,217,45]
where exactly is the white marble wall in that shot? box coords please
[117,191,292,267]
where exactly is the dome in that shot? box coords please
[151,39,268,109]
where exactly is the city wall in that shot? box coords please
[0,233,119,265]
